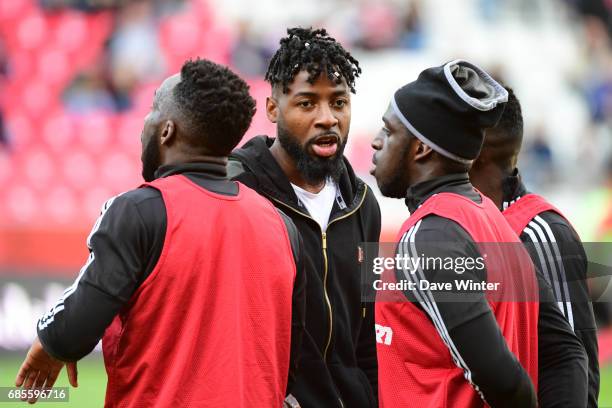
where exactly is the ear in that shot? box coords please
[413,139,433,161]
[159,120,176,146]
[266,96,279,123]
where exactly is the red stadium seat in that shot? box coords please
[190,0,214,27]
[62,149,96,191]
[0,0,239,229]
[83,186,113,220]
[16,11,48,51]
[0,0,34,23]
[36,48,71,86]
[241,79,274,144]
[158,2,230,71]
[117,114,144,154]
[54,12,89,54]
[23,148,56,190]
[6,185,38,224]
[42,112,76,153]
[131,82,159,117]
[0,150,13,186]
[100,151,139,190]
[20,81,54,117]
[8,51,36,82]
[5,113,34,152]
[199,25,232,65]
[44,185,78,224]
[74,114,112,152]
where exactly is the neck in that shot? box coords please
[470,163,509,208]
[163,153,228,167]
[270,138,325,193]
[408,165,458,188]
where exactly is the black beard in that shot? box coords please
[141,136,161,182]
[277,123,346,185]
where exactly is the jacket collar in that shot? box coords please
[501,168,528,210]
[231,135,366,217]
[155,162,228,180]
[405,173,479,212]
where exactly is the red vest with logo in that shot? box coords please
[376,192,539,408]
[502,194,567,236]
[102,175,296,408]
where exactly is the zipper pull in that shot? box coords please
[322,232,327,250]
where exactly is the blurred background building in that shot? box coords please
[0,0,611,404]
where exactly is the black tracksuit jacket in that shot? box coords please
[503,170,599,407]
[228,136,380,408]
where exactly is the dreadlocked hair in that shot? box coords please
[265,27,361,93]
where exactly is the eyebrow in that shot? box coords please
[292,91,318,98]
[331,89,349,97]
[292,89,350,99]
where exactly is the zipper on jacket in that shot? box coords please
[266,186,369,363]
[321,231,334,361]
[265,195,336,361]
[320,185,369,361]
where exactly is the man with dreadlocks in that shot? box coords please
[228,27,380,408]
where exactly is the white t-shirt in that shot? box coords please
[291,178,338,231]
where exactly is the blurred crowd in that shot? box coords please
[0,0,610,237]
[0,0,608,180]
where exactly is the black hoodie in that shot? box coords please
[228,136,380,408]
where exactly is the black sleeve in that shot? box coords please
[520,212,599,406]
[277,209,307,395]
[356,300,377,397]
[397,216,536,407]
[449,313,537,408]
[37,189,166,361]
[356,188,381,397]
[536,272,588,408]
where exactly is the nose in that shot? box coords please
[315,104,339,129]
[371,132,383,151]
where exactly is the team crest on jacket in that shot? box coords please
[375,324,393,345]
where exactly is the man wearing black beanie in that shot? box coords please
[371,60,538,407]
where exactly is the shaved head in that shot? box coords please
[154,73,181,114]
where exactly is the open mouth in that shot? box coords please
[311,135,339,158]
[370,157,377,175]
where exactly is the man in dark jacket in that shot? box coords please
[228,27,380,408]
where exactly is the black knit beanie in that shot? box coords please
[392,59,508,163]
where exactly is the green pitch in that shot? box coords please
[602,363,612,407]
[0,354,106,407]
[0,354,611,406]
